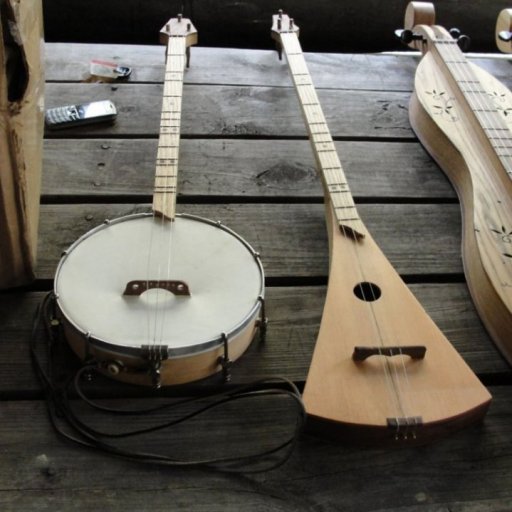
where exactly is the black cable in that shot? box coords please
[30,292,306,472]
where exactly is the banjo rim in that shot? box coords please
[54,212,265,359]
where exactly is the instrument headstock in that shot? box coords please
[159,14,198,47]
[496,8,512,53]
[271,10,300,60]
[271,10,300,42]
[396,1,469,53]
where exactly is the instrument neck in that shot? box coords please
[152,36,187,220]
[279,32,365,239]
[432,37,512,179]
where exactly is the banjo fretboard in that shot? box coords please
[153,18,197,219]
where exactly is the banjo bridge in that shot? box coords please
[352,345,427,361]
[123,279,190,296]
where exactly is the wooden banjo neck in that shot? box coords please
[153,15,197,220]
[272,11,491,443]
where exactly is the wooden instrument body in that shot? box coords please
[303,203,491,442]
[55,213,264,386]
[409,25,512,364]
[273,9,491,443]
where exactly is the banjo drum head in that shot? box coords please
[54,213,264,358]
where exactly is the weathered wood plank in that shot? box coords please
[0,281,506,396]
[42,139,454,199]
[0,387,511,512]
[35,203,464,280]
[44,43,512,91]
[44,83,413,139]
[43,0,512,54]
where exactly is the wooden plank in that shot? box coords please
[45,43,512,91]
[0,281,506,395]
[35,203,464,280]
[42,0,512,54]
[0,387,511,511]
[42,139,454,199]
[44,82,414,139]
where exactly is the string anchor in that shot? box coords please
[141,344,169,389]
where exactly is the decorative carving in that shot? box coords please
[425,89,458,121]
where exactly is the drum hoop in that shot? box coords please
[54,212,264,358]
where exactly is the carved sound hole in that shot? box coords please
[353,282,382,302]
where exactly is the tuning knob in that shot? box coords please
[457,34,471,51]
[499,30,512,42]
[449,27,470,51]
[394,28,423,44]
[449,27,461,38]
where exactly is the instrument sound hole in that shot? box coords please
[353,282,381,302]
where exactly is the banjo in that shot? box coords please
[398,2,512,365]
[54,16,265,387]
[271,11,491,442]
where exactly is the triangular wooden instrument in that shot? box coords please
[272,10,491,443]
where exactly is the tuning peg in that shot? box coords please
[457,34,471,51]
[449,27,461,38]
[448,27,470,52]
[394,28,423,44]
[499,30,512,42]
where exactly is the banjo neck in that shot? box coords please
[271,14,365,240]
[152,16,197,220]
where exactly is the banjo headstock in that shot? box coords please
[271,10,300,60]
[159,14,198,47]
[271,10,300,40]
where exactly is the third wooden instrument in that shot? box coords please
[401,1,512,365]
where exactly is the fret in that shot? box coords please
[316,148,337,153]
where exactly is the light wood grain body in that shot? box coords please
[411,47,512,364]
[273,13,491,443]
[303,204,491,442]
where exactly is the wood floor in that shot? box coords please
[1,43,511,511]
